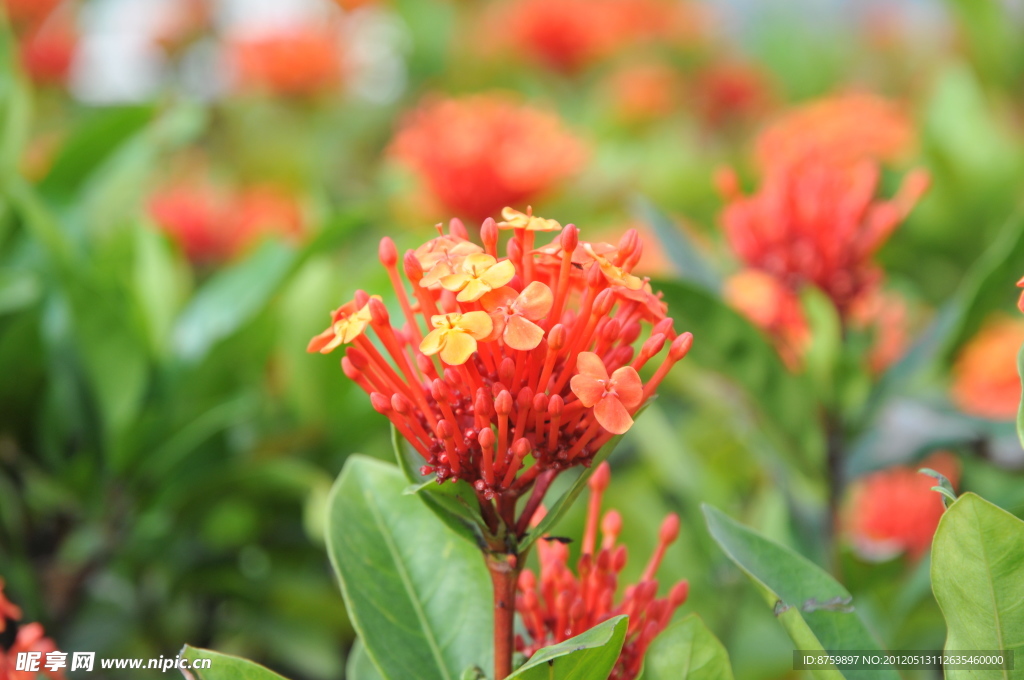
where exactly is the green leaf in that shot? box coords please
[508,616,628,680]
[38,106,154,201]
[172,241,296,363]
[654,279,820,466]
[346,640,385,680]
[632,196,720,293]
[642,614,734,680]
[702,505,898,680]
[326,456,492,680]
[392,425,493,550]
[919,468,957,508]
[179,645,290,680]
[931,493,1024,679]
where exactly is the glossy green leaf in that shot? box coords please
[508,615,627,680]
[172,241,296,363]
[326,456,492,680]
[392,425,493,550]
[702,505,897,680]
[931,493,1024,679]
[654,279,820,465]
[346,640,385,680]
[633,196,720,293]
[642,614,734,680]
[179,645,290,680]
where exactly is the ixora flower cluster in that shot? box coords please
[309,208,691,535]
[0,579,63,680]
[517,463,688,680]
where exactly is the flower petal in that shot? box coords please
[576,351,610,380]
[610,366,644,410]
[457,310,494,339]
[439,331,477,365]
[480,258,516,289]
[504,314,545,350]
[307,328,338,353]
[419,328,446,356]
[440,273,471,293]
[513,281,553,320]
[457,278,489,302]
[480,286,518,312]
[594,396,634,435]
[570,373,606,407]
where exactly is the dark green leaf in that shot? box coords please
[508,616,628,680]
[172,241,296,363]
[642,614,734,680]
[179,645,290,680]
[931,493,1024,679]
[702,505,897,680]
[326,456,492,680]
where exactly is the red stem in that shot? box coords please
[487,553,520,680]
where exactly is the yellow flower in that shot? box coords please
[306,297,379,354]
[415,237,484,289]
[497,206,563,232]
[584,243,643,290]
[440,253,516,302]
[420,311,494,365]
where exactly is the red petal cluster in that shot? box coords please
[309,211,691,535]
[0,579,65,680]
[389,95,586,223]
[149,183,303,263]
[516,463,688,680]
[719,158,928,319]
[17,6,77,86]
[489,0,702,74]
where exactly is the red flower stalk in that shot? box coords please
[843,452,959,560]
[755,93,914,171]
[309,208,691,535]
[0,579,64,680]
[950,315,1024,421]
[389,95,586,223]
[149,183,303,264]
[228,27,343,97]
[718,158,929,319]
[516,463,688,680]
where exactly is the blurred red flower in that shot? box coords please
[19,12,76,86]
[389,95,586,222]
[844,452,959,560]
[718,158,928,319]
[149,183,303,263]
[228,28,343,97]
[951,316,1024,420]
[517,463,688,680]
[692,61,773,128]
[489,0,701,74]
[756,93,914,170]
